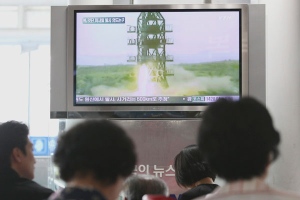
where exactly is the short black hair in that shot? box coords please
[197,97,280,182]
[53,119,137,184]
[123,174,169,200]
[174,144,216,187]
[0,121,29,170]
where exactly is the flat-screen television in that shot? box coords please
[66,4,249,113]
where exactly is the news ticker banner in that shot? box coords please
[76,95,240,104]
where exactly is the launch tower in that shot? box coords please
[128,12,174,88]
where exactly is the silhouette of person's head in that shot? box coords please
[197,97,280,182]
[123,174,169,200]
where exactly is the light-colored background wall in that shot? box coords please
[263,0,300,192]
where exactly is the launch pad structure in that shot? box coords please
[128,12,174,88]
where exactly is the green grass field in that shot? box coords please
[76,60,239,96]
[76,65,137,95]
[181,60,239,95]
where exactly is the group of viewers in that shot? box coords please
[1,97,300,200]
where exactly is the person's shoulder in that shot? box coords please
[192,191,300,200]
[15,179,54,199]
[48,187,107,200]
[193,181,300,200]
[192,195,209,200]
[179,185,219,200]
[0,180,53,200]
[201,184,219,191]
[269,188,300,200]
[18,178,53,190]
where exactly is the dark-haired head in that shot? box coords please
[0,120,29,170]
[197,97,280,182]
[53,119,137,185]
[123,174,169,200]
[174,144,216,188]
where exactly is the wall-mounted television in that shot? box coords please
[65,4,249,114]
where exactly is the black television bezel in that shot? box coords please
[66,4,249,113]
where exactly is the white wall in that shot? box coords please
[264,0,300,192]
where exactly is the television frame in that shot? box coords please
[65,4,249,114]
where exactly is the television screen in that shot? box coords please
[72,7,244,107]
